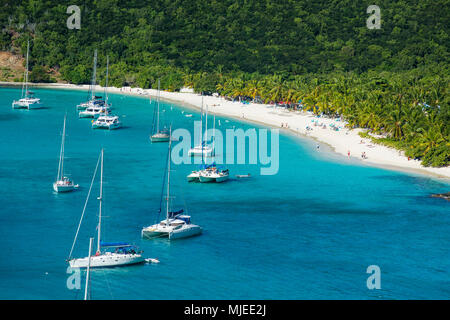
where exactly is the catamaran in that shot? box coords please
[68,149,145,268]
[92,115,121,130]
[142,129,202,240]
[91,57,121,130]
[12,41,42,110]
[79,105,110,118]
[150,79,170,142]
[198,167,230,183]
[77,50,109,110]
[53,116,78,193]
[188,98,213,156]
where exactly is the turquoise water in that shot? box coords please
[0,87,449,300]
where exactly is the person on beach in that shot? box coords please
[347,150,350,158]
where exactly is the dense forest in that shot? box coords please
[0,0,449,166]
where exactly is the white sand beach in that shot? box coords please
[3,82,450,180]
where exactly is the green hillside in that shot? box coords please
[0,0,449,166]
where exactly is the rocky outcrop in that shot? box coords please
[431,192,450,201]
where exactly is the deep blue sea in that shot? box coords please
[0,87,449,300]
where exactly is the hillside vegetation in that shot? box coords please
[0,0,448,166]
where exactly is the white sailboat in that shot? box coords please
[53,116,78,193]
[198,167,230,183]
[150,79,170,142]
[142,129,202,240]
[92,115,121,130]
[92,56,121,130]
[79,105,110,118]
[77,50,109,110]
[12,40,42,110]
[188,98,213,157]
[68,149,145,268]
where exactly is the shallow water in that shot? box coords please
[0,87,448,299]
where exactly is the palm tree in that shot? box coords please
[417,125,445,155]
[386,107,406,139]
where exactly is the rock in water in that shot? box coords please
[431,192,450,201]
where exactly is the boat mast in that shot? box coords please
[205,104,208,146]
[91,50,98,101]
[156,79,160,134]
[84,237,93,300]
[61,115,66,180]
[200,96,204,164]
[212,114,215,158]
[56,116,66,181]
[97,148,104,254]
[166,128,172,222]
[104,56,109,106]
[23,40,29,98]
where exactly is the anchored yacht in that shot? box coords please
[67,149,146,268]
[12,41,42,110]
[53,116,78,192]
[142,128,202,240]
[92,115,121,130]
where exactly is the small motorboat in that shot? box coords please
[236,174,251,179]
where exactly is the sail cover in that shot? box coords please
[168,209,184,218]
[100,241,131,248]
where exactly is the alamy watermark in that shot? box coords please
[172,123,279,175]
[66,266,81,290]
[367,5,381,30]
[366,265,381,289]
[67,5,81,30]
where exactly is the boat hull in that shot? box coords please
[188,149,213,157]
[198,175,216,183]
[68,253,145,268]
[169,225,202,240]
[12,101,42,109]
[215,175,229,183]
[187,172,200,182]
[142,224,202,240]
[53,182,75,193]
[92,123,121,130]
[199,173,229,183]
[150,133,170,142]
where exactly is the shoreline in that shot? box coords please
[2,81,449,181]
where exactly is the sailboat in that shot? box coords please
[77,50,109,111]
[68,149,145,268]
[198,114,230,183]
[53,115,78,193]
[150,79,170,142]
[188,98,213,157]
[92,56,121,130]
[12,40,42,110]
[142,128,202,240]
[187,109,216,182]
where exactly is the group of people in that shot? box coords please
[347,150,368,160]
[281,122,289,128]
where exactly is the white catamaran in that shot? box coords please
[142,129,202,240]
[188,97,213,157]
[68,149,146,268]
[12,40,42,110]
[77,50,109,111]
[150,79,170,142]
[92,56,121,130]
[53,116,78,193]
